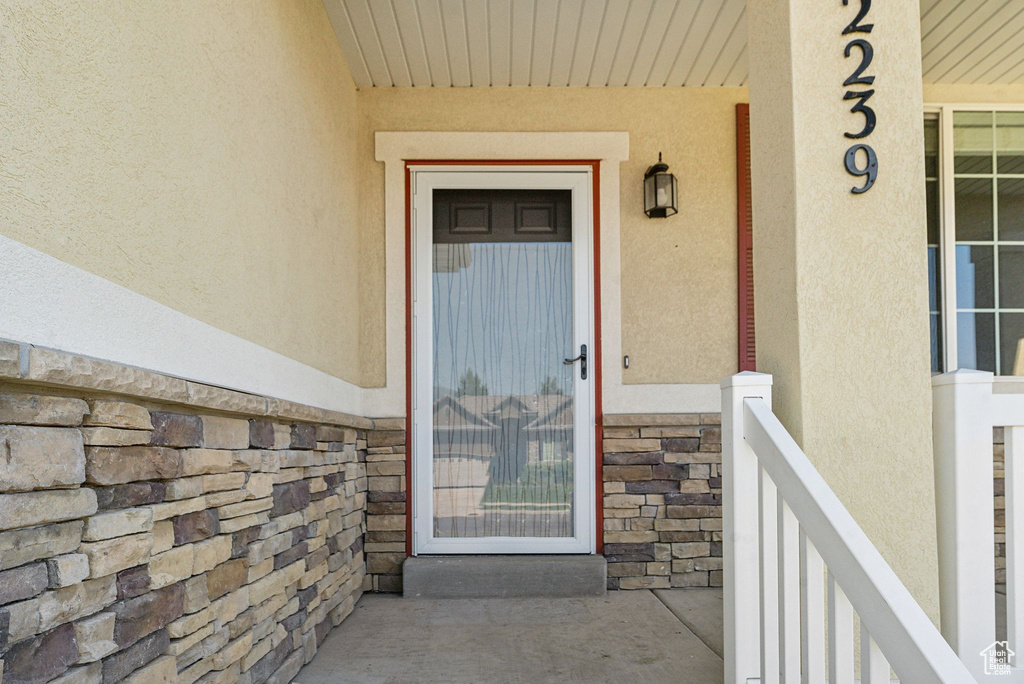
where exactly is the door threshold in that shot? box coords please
[402,555,607,599]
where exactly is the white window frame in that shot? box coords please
[925,103,1024,380]
[410,167,597,555]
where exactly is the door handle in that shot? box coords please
[563,344,587,380]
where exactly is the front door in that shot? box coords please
[411,170,595,554]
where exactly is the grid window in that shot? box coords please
[946,111,1024,375]
[925,116,943,373]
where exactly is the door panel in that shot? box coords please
[432,189,572,242]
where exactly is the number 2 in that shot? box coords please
[842,0,873,34]
[843,39,875,86]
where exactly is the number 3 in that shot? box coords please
[845,144,877,194]
[843,89,876,139]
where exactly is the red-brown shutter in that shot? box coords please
[736,103,756,372]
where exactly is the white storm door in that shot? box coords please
[411,170,596,555]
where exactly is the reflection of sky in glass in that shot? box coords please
[955,246,978,309]
[928,246,943,373]
[432,242,573,398]
[928,247,939,311]
[956,246,980,369]
[957,313,978,370]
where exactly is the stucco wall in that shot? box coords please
[924,84,1024,103]
[748,0,938,624]
[0,1,363,385]
[357,87,746,388]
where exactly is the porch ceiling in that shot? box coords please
[324,0,748,87]
[921,0,1024,85]
[325,0,1024,89]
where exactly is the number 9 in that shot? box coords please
[844,144,877,194]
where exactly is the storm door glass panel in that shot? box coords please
[431,189,575,538]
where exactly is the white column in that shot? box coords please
[746,0,939,621]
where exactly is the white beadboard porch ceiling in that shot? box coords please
[324,0,749,87]
[921,0,1024,85]
[324,0,1024,88]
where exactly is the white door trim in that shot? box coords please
[374,131,722,416]
[411,168,596,555]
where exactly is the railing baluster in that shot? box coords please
[827,572,854,684]
[777,499,800,684]
[799,531,825,684]
[1007,424,1024,663]
[723,374,977,682]
[860,622,891,683]
[760,467,780,684]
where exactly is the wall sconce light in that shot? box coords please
[644,152,678,218]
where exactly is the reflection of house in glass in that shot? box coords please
[431,393,574,537]
[432,393,574,468]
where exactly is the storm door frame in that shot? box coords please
[409,167,597,555]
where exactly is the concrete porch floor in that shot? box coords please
[297,589,723,683]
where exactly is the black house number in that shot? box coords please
[843,0,877,194]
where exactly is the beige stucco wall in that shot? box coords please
[357,87,746,388]
[924,83,1024,103]
[748,0,939,623]
[0,1,364,385]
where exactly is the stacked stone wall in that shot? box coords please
[358,413,723,592]
[0,342,373,684]
[602,413,723,590]
[363,425,407,593]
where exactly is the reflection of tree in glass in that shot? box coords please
[538,376,564,396]
[456,369,489,397]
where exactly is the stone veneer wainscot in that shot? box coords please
[602,413,723,589]
[0,340,388,684]
[360,412,723,592]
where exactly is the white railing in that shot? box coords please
[723,372,974,684]
[933,369,1024,681]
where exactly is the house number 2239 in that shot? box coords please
[843,0,877,194]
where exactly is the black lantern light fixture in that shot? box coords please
[643,152,678,218]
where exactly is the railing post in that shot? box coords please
[722,371,773,684]
[1006,423,1024,663]
[932,369,995,680]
